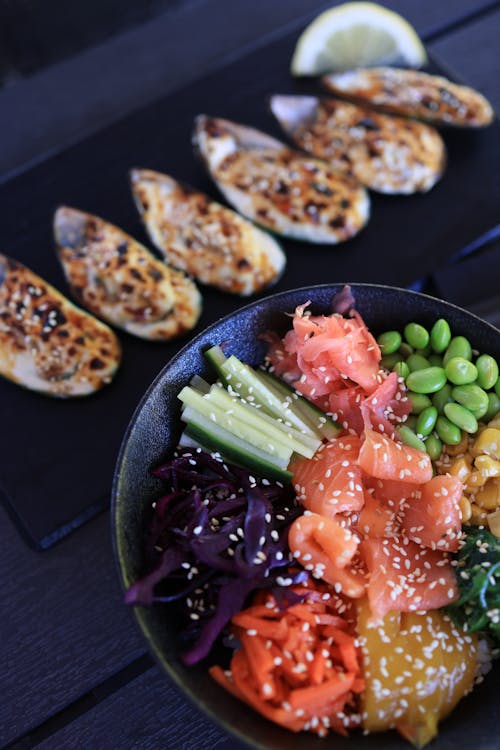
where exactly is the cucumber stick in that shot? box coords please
[206,384,320,457]
[256,370,342,440]
[179,387,293,461]
[181,412,292,482]
[204,345,341,440]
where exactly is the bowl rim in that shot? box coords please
[110,281,500,749]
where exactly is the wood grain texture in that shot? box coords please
[36,667,241,750]
[0,504,147,746]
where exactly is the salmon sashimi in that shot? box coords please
[402,475,463,552]
[292,436,365,516]
[359,428,432,484]
[361,536,458,622]
[288,513,365,598]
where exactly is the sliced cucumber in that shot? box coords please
[204,345,342,440]
[256,371,342,440]
[215,353,319,436]
[206,383,320,458]
[178,387,292,461]
[181,412,292,482]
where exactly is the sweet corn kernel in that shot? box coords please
[475,480,500,510]
[470,503,489,525]
[475,455,500,478]
[466,471,487,490]
[487,508,500,538]
[458,495,472,522]
[448,456,472,482]
[472,428,500,460]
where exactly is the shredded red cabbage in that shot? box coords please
[125,447,304,664]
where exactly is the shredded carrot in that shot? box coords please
[210,577,363,737]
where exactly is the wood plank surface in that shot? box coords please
[36,667,239,750]
[0,504,147,746]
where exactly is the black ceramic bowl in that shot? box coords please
[112,284,500,750]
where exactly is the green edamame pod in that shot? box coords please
[436,416,462,445]
[428,354,443,367]
[381,352,403,370]
[406,367,447,394]
[432,383,453,413]
[393,361,410,379]
[445,357,478,385]
[475,354,499,390]
[404,322,430,350]
[443,402,478,434]
[406,353,431,372]
[430,319,451,354]
[443,336,472,365]
[377,331,402,355]
[416,406,438,437]
[451,384,489,419]
[484,392,500,422]
[398,343,413,358]
[407,392,432,415]
[396,425,426,452]
[425,433,443,461]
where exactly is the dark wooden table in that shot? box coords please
[2,2,500,748]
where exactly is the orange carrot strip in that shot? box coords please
[289,672,355,714]
[232,613,288,640]
[240,633,275,688]
[309,649,327,685]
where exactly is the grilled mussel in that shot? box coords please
[54,207,202,341]
[0,254,121,397]
[130,168,285,296]
[193,115,370,244]
[270,94,446,194]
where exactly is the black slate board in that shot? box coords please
[1,28,499,548]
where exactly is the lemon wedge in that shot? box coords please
[291,2,427,75]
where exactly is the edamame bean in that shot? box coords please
[451,384,489,419]
[393,361,410,379]
[428,353,443,367]
[484,392,500,422]
[475,354,499,390]
[377,330,402,355]
[381,352,403,370]
[405,415,418,430]
[407,392,432,415]
[495,378,500,399]
[443,336,472,365]
[430,318,451,354]
[445,357,478,385]
[444,402,478,433]
[406,353,431,372]
[404,322,430,350]
[416,406,438,437]
[406,367,447,394]
[397,425,426,452]
[398,343,413,358]
[432,383,453,413]
[425,433,443,461]
[436,416,462,445]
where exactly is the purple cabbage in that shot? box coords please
[125,447,303,664]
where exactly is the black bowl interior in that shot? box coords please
[112,283,500,750]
